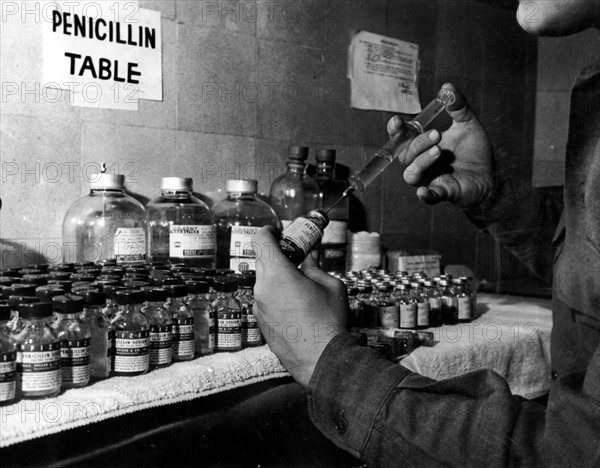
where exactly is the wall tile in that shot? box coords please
[176,130,256,204]
[81,123,177,202]
[80,19,178,129]
[140,0,177,19]
[0,115,81,240]
[256,0,325,48]
[177,24,257,136]
[177,0,256,36]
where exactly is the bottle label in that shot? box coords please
[322,220,348,244]
[379,305,399,329]
[281,217,322,255]
[60,338,91,385]
[458,297,472,320]
[173,317,194,357]
[169,225,216,259]
[217,309,242,349]
[417,302,430,327]
[0,351,17,403]
[114,228,146,264]
[209,310,216,350]
[281,220,293,229]
[150,324,173,366]
[18,342,61,393]
[400,303,417,328]
[242,305,261,345]
[229,226,261,272]
[114,331,150,373]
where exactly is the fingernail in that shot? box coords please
[429,130,439,141]
[429,146,440,157]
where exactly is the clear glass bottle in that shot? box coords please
[15,302,62,399]
[237,276,261,348]
[440,280,458,325]
[146,177,216,268]
[314,149,349,273]
[356,282,378,327]
[279,209,329,266]
[212,179,280,272]
[81,291,112,380]
[454,278,473,323]
[347,287,363,328]
[165,285,194,361]
[186,281,215,357]
[212,280,242,352]
[52,295,91,389]
[395,284,416,329]
[423,280,443,328]
[268,146,319,229]
[142,288,173,369]
[111,290,150,376]
[410,281,430,329]
[62,173,147,265]
[460,276,478,319]
[102,285,125,321]
[377,284,399,329]
[0,303,17,405]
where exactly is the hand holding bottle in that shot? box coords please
[390,84,495,208]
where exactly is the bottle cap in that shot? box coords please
[90,173,125,190]
[160,277,180,286]
[104,285,128,299]
[114,289,145,305]
[83,291,107,306]
[213,279,236,293]
[2,284,36,299]
[144,288,168,302]
[48,279,73,292]
[186,281,210,294]
[48,264,74,273]
[167,285,188,298]
[288,146,309,161]
[8,296,39,308]
[28,264,49,273]
[19,302,53,319]
[315,149,336,163]
[74,261,95,268]
[52,295,84,314]
[225,179,257,194]
[161,177,193,192]
[0,269,21,278]
[306,209,329,230]
[0,303,11,321]
[35,288,66,301]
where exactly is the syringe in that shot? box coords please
[324,83,457,214]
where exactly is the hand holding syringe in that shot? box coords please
[325,83,457,213]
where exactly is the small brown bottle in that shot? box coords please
[279,210,329,266]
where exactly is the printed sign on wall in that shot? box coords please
[42,1,162,110]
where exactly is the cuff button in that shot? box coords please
[334,413,348,434]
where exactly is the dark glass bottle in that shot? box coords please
[212,280,242,352]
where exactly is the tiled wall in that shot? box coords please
[0,0,536,281]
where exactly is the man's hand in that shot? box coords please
[252,227,348,387]
[391,83,495,208]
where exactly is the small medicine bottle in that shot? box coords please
[410,282,430,329]
[0,303,17,406]
[376,284,399,329]
[186,281,215,357]
[52,295,91,389]
[237,275,261,348]
[423,280,443,327]
[396,284,416,329]
[112,290,150,376]
[356,282,378,327]
[454,279,472,323]
[15,302,62,399]
[142,288,173,369]
[212,280,242,352]
[439,280,458,325]
[81,291,112,380]
[166,285,195,361]
[279,209,329,266]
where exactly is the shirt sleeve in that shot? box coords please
[307,332,600,467]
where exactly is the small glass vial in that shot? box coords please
[440,280,458,325]
[186,281,215,356]
[112,290,150,376]
[396,284,416,329]
[102,285,126,321]
[81,291,112,380]
[377,284,399,329]
[52,295,91,389]
[0,303,17,405]
[460,276,477,319]
[356,282,378,327]
[423,280,443,328]
[454,279,472,323]
[15,302,62,399]
[237,276,261,348]
[347,287,364,328]
[279,209,329,266]
[165,285,195,361]
[410,282,430,329]
[212,280,242,352]
[142,288,173,369]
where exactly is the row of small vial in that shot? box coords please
[0,276,260,405]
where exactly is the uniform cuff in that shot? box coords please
[306,331,413,459]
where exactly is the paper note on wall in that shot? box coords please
[348,31,421,114]
[42,1,162,111]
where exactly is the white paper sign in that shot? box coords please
[42,1,162,110]
[348,31,421,114]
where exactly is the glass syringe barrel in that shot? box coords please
[345,83,457,195]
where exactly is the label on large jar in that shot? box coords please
[229,226,260,272]
[379,305,399,329]
[60,338,91,385]
[18,342,61,393]
[114,228,146,264]
[241,304,261,345]
[149,324,172,366]
[114,331,149,373]
[322,220,348,244]
[400,303,417,328]
[217,309,242,350]
[458,297,472,320]
[173,317,194,358]
[169,225,216,259]
[0,351,17,403]
[282,218,322,254]
[417,301,430,327]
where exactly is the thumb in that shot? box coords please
[251,226,293,275]
[441,82,480,125]
[300,250,341,290]
[416,184,450,205]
